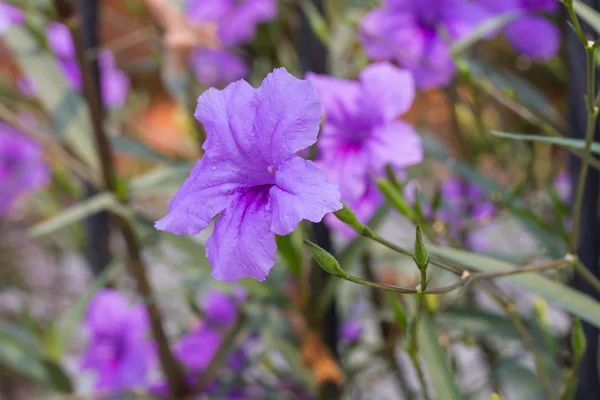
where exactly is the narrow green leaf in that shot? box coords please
[130,164,193,192]
[111,137,172,163]
[41,359,73,393]
[3,26,99,172]
[418,313,463,400]
[301,0,330,45]
[29,193,119,238]
[451,12,519,55]
[429,246,600,329]
[388,294,408,333]
[0,325,47,383]
[492,131,600,153]
[573,1,600,36]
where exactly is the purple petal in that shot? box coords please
[176,325,222,370]
[17,76,37,97]
[85,289,130,337]
[201,290,238,326]
[360,9,417,61]
[187,0,233,23]
[101,66,130,109]
[0,124,49,215]
[190,49,248,87]
[155,157,251,235]
[269,157,342,235]
[318,144,370,202]
[505,16,559,60]
[207,188,276,282]
[218,0,277,46]
[340,319,362,343]
[358,62,415,120]
[253,68,322,165]
[305,73,361,126]
[101,344,153,390]
[0,2,24,35]
[58,58,82,91]
[409,35,456,89]
[46,22,75,59]
[366,120,423,172]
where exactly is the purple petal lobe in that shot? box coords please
[176,325,222,370]
[190,49,248,87]
[206,188,276,282]
[505,16,559,60]
[0,2,24,35]
[270,157,342,235]
[359,62,415,120]
[46,22,75,59]
[367,120,423,172]
[253,68,322,164]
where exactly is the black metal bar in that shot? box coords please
[566,1,600,398]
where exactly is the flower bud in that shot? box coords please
[413,225,429,271]
[490,393,504,400]
[571,318,586,362]
[333,202,365,233]
[304,240,346,278]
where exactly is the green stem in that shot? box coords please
[573,260,600,293]
[570,46,598,254]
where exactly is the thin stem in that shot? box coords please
[573,260,600,293]
[484,284,556,400]
[570,45,598,253]
[71,18,187,397]
[407,270,430,400]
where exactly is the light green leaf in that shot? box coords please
[130,164,192,192]
[418,313,463,400]
[0,324,47,383]
[301,0,330,45]
[451,12,519,55]
[3,26,99,173]
[429,246,600,329]
[30,193,125,238]
[573,1,600,37]
[492,131,600,153]
[111,137,172,163]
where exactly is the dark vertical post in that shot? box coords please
[566,1,600,399]
[81,0,112,276]
[296,1,341,399]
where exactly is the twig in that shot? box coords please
[70,14,187,397]
[483,283,556,400]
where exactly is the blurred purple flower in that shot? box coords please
[187,0,276,46]
[554,170,570,204]
[17,76,37,98]
[81,289,154,391]
[0,124,48,215]
[340,319,362,343]
[189,49,247,87]
[308,62,421,235]
[0,2,24,35]
[478,0,559,60]
[186,0,276,86]
[360,0,490,88]
[45,22,130,109]
[155,68,342,282]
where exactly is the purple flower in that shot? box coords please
[0,124,49,215]
[45,22,130,109]
[17,76,37,98]
[156,68,342,282]
[81,289,154,391]
[187,0,277,46]
[189,49,248,87]
[554,170,570,203]
[478,0,559,60]
[360,0,490,88]
[340,319,362,343]
[0,2,24,35]
[201,288,245,326]
[307,62,421,233]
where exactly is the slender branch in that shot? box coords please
[483,284,556,400]
[573,260,600,293]
[407,271,431,400]
[570,45,599,253]
[70,15,187,397]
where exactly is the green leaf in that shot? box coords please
[388,294,408,333]
[301,0,330,45]
[111,137,173,163]
[41,359,73,393]
[276,233,303,277]
[0,324,47,383]
[3,26,99,172]
[29,193,125,238]
[451,12,519,55]
[418,313,463,400]
[429,246,600,329]
[573,1,600,37]
[492,131,600,154]
[130,164,193,192]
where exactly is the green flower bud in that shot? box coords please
[413,225,429,271]
[572,318,587,362]
[304,240,346,278]
[333,202,365,233]
[490,393,504,400]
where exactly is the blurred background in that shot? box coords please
[0,0,598,399]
